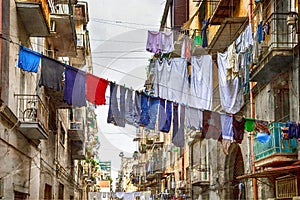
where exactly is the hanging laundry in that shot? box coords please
[244,24,254,50]
[18,46,42,73]
[86,73,109,105]
[146,30,174,54]
[232,116,245,144]
[286,121,299,139]
[202,110,222,140]
[257,21,263,43]
[160,31,174,54]
[123,192,135,200]
[189,55,213,110]
[226,41,238,80]
[244,118,255,132]
[63,65,86,107]
[146,30,161,53]
[221,114,234,141]
[218,51,244,114]
[185,106,203,131]
[145,60,155,93]
[241,52,251,94]
[201,19,209,48]
[140,93,150,126]
[194,35,203,45]
[236,24,254,53]
[39,56,65,91]
[146,96,159,130]
[181,37,191,61]
[119,85,126,127]
[153,59,171,100]
[158,99,172,133]
[254,120,270,134]
[256,132,271,143]
[172,104,185,147]
[167,58,188,104]
[133,91,142,127]
[107,82,121,126]
[222,139,231,155]
[125,89,134,125]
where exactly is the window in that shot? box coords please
[274,88,289,122]
[58,183,64,200]
[60,123,65,145]
[44,184,52,200]
[14,191,27,200]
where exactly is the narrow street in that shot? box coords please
[0,0,299,200]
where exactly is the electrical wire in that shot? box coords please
[91,38,145,44]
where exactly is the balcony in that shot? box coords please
[250,13,298,82]
[15,0,51,36]
[209,0,240,25]
[71,140,85,160]
[191,165,209,185]
[146,159,163,180]
[254,122,298,167]
[15,94,49,140]
[70,33,86,67]
[68,121,84,141]
[48,5,77,57]
[208,17,247,53]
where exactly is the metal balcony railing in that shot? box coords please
[15,94,49,130]
[254,122,297,161]
[260,13,298,57]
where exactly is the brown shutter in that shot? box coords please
[173,0,189,29]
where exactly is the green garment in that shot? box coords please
[245,118,255,132]
[195,35,203,45]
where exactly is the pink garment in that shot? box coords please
[181,37,191,61]
[146,31,161,53]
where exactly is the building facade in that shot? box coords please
[121,0,300,200]
[0,0,100,199]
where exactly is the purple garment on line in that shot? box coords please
[63,65,86,107]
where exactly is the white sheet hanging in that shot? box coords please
[188,55,213,110]
[217,51,244,114]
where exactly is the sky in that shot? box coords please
[85,0,166,190]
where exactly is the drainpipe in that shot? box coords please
[249,0,258,200]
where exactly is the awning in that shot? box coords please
[208,17,248,53]
[236,165,300,180]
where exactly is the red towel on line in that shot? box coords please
[86,73,109,105]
